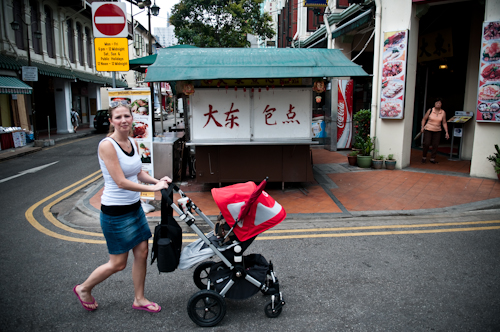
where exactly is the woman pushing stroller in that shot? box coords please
[73,101,171,312]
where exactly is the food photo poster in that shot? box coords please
[108,88,154,178]
[476,21,500,123]
[380,30,408,120]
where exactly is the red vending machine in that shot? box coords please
[337,79,354,149]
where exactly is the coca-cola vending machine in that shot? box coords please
[337,79,354,149]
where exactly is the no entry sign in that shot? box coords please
[92,2,128,38]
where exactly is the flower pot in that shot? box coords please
[347,155,357,166]
[357,155,372,168]
[385,160,396,170]
[372,159,383,169]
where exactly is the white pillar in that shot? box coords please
[54,78,73,134]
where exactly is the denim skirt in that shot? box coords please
[100,207,152,255]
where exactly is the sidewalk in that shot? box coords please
[3,126,500,218]
[0,125,96,162]
[81,146,500,221]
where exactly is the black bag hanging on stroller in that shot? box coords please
[151,187,182,272]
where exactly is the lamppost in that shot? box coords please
[10,19,42,140]
[138,0,159,127]
[137,0,160,56]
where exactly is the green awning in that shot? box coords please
[145,48,368,82]
[331,9,373,39]
[129,46,198,72]
[0,76,32,94]
[129,54,157,66]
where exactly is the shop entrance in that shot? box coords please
[412,0,483,160]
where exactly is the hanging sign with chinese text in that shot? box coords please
[190,88,312,141]
[379,30,408,120]
[476,21,500,123]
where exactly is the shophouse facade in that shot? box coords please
[0,0,128,139]
[277,0,500,180]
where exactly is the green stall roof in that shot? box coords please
[144,47,368,82]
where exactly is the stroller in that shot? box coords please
[158,178,286,327]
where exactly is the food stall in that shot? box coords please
[144,47,367,185]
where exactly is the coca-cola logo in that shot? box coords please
[338,102,345,129]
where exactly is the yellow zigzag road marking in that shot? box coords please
[262,220,500,234]
[43,174,104,237]
[258,225,500,240]
[26,171,500,244]
[25,170,107,243]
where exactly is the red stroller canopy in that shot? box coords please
[211,181,286,241]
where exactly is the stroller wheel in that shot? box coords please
[264,300,283,318]
[193,261,215,290]
[187,290,226,327]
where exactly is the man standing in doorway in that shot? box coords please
[71,108,81,133]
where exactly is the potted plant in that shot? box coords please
[385,154,396,170]
[347,150,359,166]
[372,154,384,169]
[357,136,375,168]
[487,144,500,180]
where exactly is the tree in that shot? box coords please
[170,0,275,48]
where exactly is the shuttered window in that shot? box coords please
[13,1,25,50]
[30,0,42,55]
[85,27,93,68]
[67,20,75,63]
[76,23,84,66]
[44,6,55,58]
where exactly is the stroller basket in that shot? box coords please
[158,180,286,327]
[210,254,269,300]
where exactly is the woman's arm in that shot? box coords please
[421,109,430,132]
[442,112,449,139]
[99,140,168,192]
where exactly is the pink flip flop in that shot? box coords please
[73,285,97,311]
[132,302,162,313]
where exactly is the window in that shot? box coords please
[307,8,325,32]
[67,19,75,63]
[44,6,55,58]
[13,1,25,50]
[134,33,143,56]
[85,27,93,68]
[30,0,42,55]
[76,23,84,65]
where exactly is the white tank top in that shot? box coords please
[98,137,141,206]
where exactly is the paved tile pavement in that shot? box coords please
[3,126,499,218]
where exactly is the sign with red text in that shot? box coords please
[92,2,128,38]
[190,88,312,141]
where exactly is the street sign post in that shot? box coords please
[92,2,129,76]
[92,2,128,38]
[94,38,129,72]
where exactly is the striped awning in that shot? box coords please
[0,76,32,94]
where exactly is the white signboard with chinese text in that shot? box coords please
[190,88,312,141]
[108,89,154,179]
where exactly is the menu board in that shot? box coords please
[379,30,408,120]
[108,88,154,178]
[476,21,500,123]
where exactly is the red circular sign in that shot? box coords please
[94,4,126,36]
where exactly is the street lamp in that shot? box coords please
[137,0,160,126]
[10,19,42,140]
[137,0,160,55]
